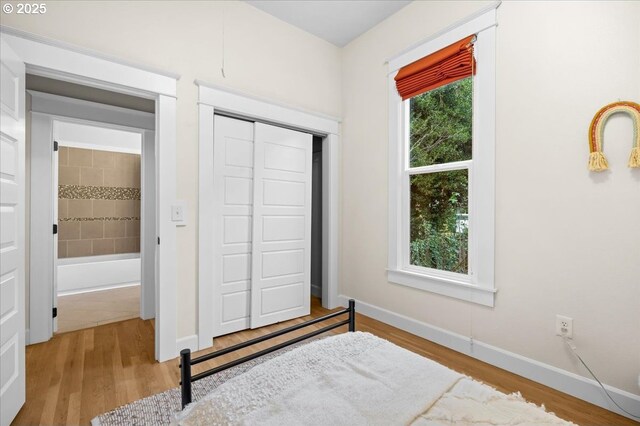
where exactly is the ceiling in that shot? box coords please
[27,74,155,113]
[245,1,412,47]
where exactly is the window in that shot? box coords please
[409,78,472,275]
[387,6,497,306]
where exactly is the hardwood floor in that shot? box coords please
[13,299,638,425]
[56,285,140,333]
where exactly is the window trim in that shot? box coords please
[387,6,497,307]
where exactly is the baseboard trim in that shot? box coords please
[176,334,199,354]
[338,295,640,420]
[57,282,140,297]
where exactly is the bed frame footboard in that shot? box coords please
[179,299,356,409]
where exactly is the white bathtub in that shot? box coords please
[57,253,141,295]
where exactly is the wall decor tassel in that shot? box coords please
[588,101,640,171]
[628,147,640,168]
[588,151,609,172]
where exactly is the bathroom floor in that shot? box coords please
[56,285,140,333]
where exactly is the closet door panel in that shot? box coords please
[212,116,254,336]
[223,216,252,244]
[251,123,312,328]
[263,180,305,206]
[221,291,251,323]
[262,215,305,241]
[260,283,305,315]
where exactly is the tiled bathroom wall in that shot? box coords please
[58,147,141,258]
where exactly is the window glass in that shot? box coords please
[409,167,469,274]
[409,77,473,168]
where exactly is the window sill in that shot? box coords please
[387,269,496,307]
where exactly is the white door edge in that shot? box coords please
[0,37,26,426]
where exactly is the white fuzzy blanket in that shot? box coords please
[174,332,574,426]
[415,378,573,425]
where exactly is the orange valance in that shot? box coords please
[395,35,476,100]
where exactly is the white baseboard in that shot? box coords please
[177,334,199,354]
[338,295,640,420]
[58,282,140,297]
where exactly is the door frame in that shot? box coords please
[1,27,179,362]
[28,92,156,342]
[196,80,341,351]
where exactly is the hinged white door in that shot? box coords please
[212,116,255,336]
[250,123,312,328]
[0,39,26,426]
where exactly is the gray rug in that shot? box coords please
[92,345,299,426]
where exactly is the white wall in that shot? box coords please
[341,0,640,396]
[2,0,342,338]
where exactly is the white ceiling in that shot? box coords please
[245,1,412,47]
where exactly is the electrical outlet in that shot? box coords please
[556,315,573,338]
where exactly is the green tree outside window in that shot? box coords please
[409,78,472,274]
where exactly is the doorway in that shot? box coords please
[1,32,179,424]
[27,78,157,341]
[53,120,145,333]
[311,135,323,300]
[196,81,340,351]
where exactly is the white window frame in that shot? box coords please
[387,4,498,307]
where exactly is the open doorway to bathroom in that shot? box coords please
[27,74,157,341]
[55,122,143,332]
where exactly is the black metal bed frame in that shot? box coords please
[179,300,356,409]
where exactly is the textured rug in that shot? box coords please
[92,344,300,426]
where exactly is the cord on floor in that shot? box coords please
[562,336,640,420]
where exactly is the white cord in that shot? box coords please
[221,6,226,78]
[562,336,640,419]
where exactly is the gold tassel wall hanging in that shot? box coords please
[588,101,640,171]
[629,146,640,168]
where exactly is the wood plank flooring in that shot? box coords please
[56,285,140,333]
[13,298,638,425]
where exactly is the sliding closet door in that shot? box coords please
[250,123,313,328]
[212,116,254,336]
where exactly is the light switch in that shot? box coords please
[171,201,187,225]
[171,205,183,221]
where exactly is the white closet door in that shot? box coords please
[0,39,26,426]
[250,123,312,328]
[212,116,254,336]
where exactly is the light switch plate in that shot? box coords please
[171,201,187,226]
